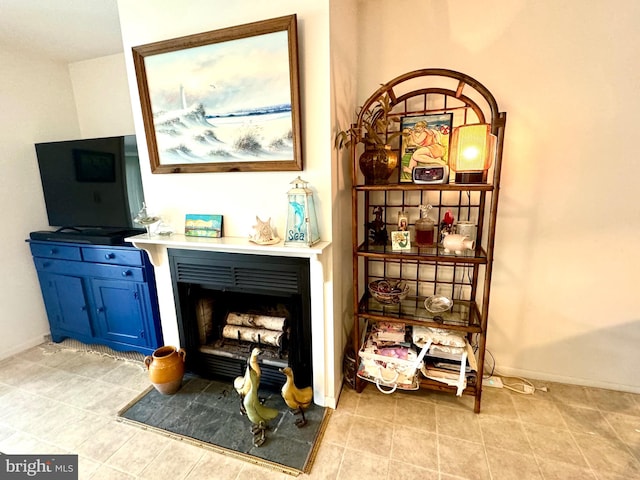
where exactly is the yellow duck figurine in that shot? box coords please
[243,365,279,446]
[233,347,262,414]
[279,366,313,427]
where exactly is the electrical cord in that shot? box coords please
[500,376,536,394]
[482,346,495,377]
[481,349,548,394]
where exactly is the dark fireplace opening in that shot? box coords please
[169,249,312,391]
[197,290,291,362]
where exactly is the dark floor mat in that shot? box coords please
[117,374,330,476]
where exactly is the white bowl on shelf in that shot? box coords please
[424,295,453,313]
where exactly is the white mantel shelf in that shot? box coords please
[126,233,331,266]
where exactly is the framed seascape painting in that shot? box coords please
[132,15,302,174]
[399,113,453,183]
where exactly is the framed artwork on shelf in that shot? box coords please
[391,230,411,251]
[399,113,453,183]
[185,214,223,238]
[132,15,302,174]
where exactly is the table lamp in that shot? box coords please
[449,123,496,183]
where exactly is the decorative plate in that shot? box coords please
[424,295,453,313]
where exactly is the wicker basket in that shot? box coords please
[368,280,409,305]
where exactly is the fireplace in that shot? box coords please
[168,248,312,390]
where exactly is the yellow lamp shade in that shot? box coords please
[449,123,496,183]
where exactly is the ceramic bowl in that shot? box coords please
[368,280,409,305]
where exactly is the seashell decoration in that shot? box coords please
[249,216,279,245]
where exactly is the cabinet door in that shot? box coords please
[38,272,93,338]
[90,278,150,348]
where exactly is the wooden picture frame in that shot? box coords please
[399,113,453,183]
[132,15,302,174]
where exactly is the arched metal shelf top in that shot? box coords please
[356,68,505,134]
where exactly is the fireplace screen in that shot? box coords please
[169,249,312,390]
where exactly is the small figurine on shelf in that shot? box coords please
[249,216,279,245]
[156,220,174,237]
[397,211,408,231]
[134,203,160,236]
[367,206,388,245]
[440,209,455,242]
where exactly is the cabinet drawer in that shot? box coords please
[91,263,145,282]
[30,243,82,261]
[82,247,143,266]
[34,258,145,282]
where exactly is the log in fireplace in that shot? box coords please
[168,249,312,390]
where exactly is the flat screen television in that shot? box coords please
[33,135,146,243]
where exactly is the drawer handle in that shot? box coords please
[49,249,57,255]
[105,253,115,260]
[122,270,132,277]
[97,307,105,313]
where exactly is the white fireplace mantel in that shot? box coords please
[127,233,331,266]
[126,234,338,408]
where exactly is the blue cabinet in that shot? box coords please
[38,272,93,337]
[29,240,163,355]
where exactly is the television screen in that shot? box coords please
[35,135,145,230]
[73,149,116,183]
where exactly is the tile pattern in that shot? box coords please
[0,343,638,479]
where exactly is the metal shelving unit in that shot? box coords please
[350,69,506,413]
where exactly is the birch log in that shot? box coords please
[225,312,286,331]
[221,325,283,347]
[196,298,214,344]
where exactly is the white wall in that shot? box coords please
[329,0,359,384]
[0,49,81,358]
[116,0,348,403]
[357,0,640,392]
[69,54,135,138]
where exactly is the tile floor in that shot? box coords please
[0,342,639,479]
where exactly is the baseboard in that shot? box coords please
[492,366,640,395]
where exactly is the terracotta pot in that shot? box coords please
[144,346,186,395]
[359,144,398,185]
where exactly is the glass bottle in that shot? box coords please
[415,204,435,247]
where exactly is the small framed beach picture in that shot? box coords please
[391,230,411,251]
[185,214,223,237]
[399,113,453,183]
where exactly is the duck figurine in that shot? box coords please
[233,347,262,415]
[279,367,313,427]
[243,365,279,447]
